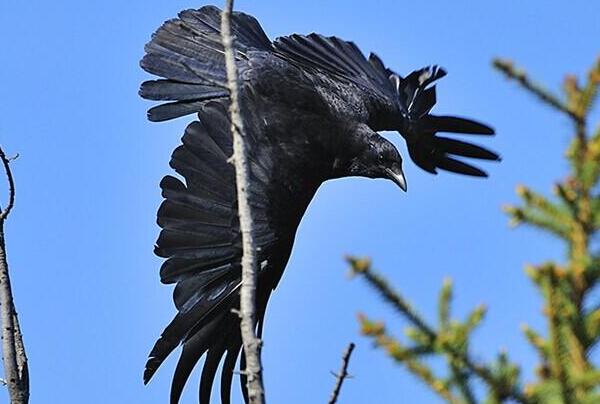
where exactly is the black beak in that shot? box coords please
[385,167,407,192]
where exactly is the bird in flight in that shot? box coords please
[140,5,499,403]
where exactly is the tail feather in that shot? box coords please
[393,66,499,176]
[422,115,495,135]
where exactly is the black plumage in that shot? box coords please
[140,6,499,403]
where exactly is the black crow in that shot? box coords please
[140,5,499,403]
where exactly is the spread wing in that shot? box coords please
[144,101,285,404]
[273,33,400,112]
[139,5,272,122]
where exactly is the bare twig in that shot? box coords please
[0,148,16,221]
[328,343,356,404]
[220,2,265,404]
[0,146,28,403]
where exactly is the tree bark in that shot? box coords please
[220,2,266,403]
[328,343,355,404]
[0,146,28,403]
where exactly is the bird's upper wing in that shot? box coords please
[139,5,273,122]
[273,33,400,111]
[139,5,401,121]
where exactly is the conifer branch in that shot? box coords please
[584,308,600,347]
[450,362,476,404]
[493,59,582,124]
[438,278,452,330]
[503,205,570,240]
[521,324,549,361]
[351,259,530,404]
[543,270,572,403]
[498,56,600,402]
[360,314,459,403]
[349,257,435,341]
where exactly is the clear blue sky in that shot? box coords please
[1,1,599,403]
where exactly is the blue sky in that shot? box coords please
[1,1,599,403]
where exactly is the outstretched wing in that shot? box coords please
[139,5,272,122]
[273,33,400,109]
[145,101,284,404]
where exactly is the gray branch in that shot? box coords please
[220,2,266,403]
[328,343,355,404]
[0,145,28,403]
[0,148,16,221]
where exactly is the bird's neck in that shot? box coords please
[327,122,373,180]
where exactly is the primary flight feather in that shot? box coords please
[140,5,499,403]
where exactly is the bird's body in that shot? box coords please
[140,6,499,403]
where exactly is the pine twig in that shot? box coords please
[349,257,436,341]
[545,273,572,403]
[450,362,477,404]
[328,343,356,404]
[352,258,531,404]
[0,146,28,403]
[493,58,583,125]
[221,2,265,403]
[360,315,460,403]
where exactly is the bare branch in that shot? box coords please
[0,147,16,221]
[220,2,265,403]
[0,145,28,403]
[328,343,356,404]
[12,310,28,396]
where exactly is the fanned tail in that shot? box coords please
[140,5,272,122]
[392,66,500,176]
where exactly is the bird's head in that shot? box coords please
[345,134,407,191]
